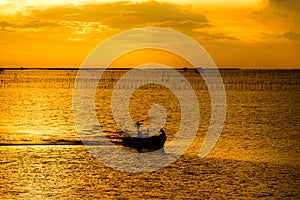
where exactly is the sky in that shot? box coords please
[0,0,299,68]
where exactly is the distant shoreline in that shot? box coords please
[0,67,299,71]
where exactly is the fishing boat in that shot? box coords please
[122,129,166,151]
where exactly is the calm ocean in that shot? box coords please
[0,69,299,199]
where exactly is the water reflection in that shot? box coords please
[0,69,299,198]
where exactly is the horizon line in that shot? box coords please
[1,67,300,71]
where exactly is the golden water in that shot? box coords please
[0,69,299,199]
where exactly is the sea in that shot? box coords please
[0,68,299,199]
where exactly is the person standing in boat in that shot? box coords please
[135,122,143,138]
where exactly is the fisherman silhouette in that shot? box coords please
[135,122,143,138]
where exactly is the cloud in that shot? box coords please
[268,0,300,12]
[245,0,299,42]
[283,31,300,42]
[32,2,209,31]
[151,20,210,32]
[0,20,59,31]
[0,1,212,40]
[265,0,300,29]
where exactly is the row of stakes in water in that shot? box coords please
[0,69,299,91]
[0,77,299,91]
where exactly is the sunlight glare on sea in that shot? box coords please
[0,69,299,199]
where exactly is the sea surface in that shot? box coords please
[0,69,299,199]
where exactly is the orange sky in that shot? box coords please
[0,0,299,68]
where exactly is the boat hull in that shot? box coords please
[122,131,166,151]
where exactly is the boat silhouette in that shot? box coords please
[122,129,166,151]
